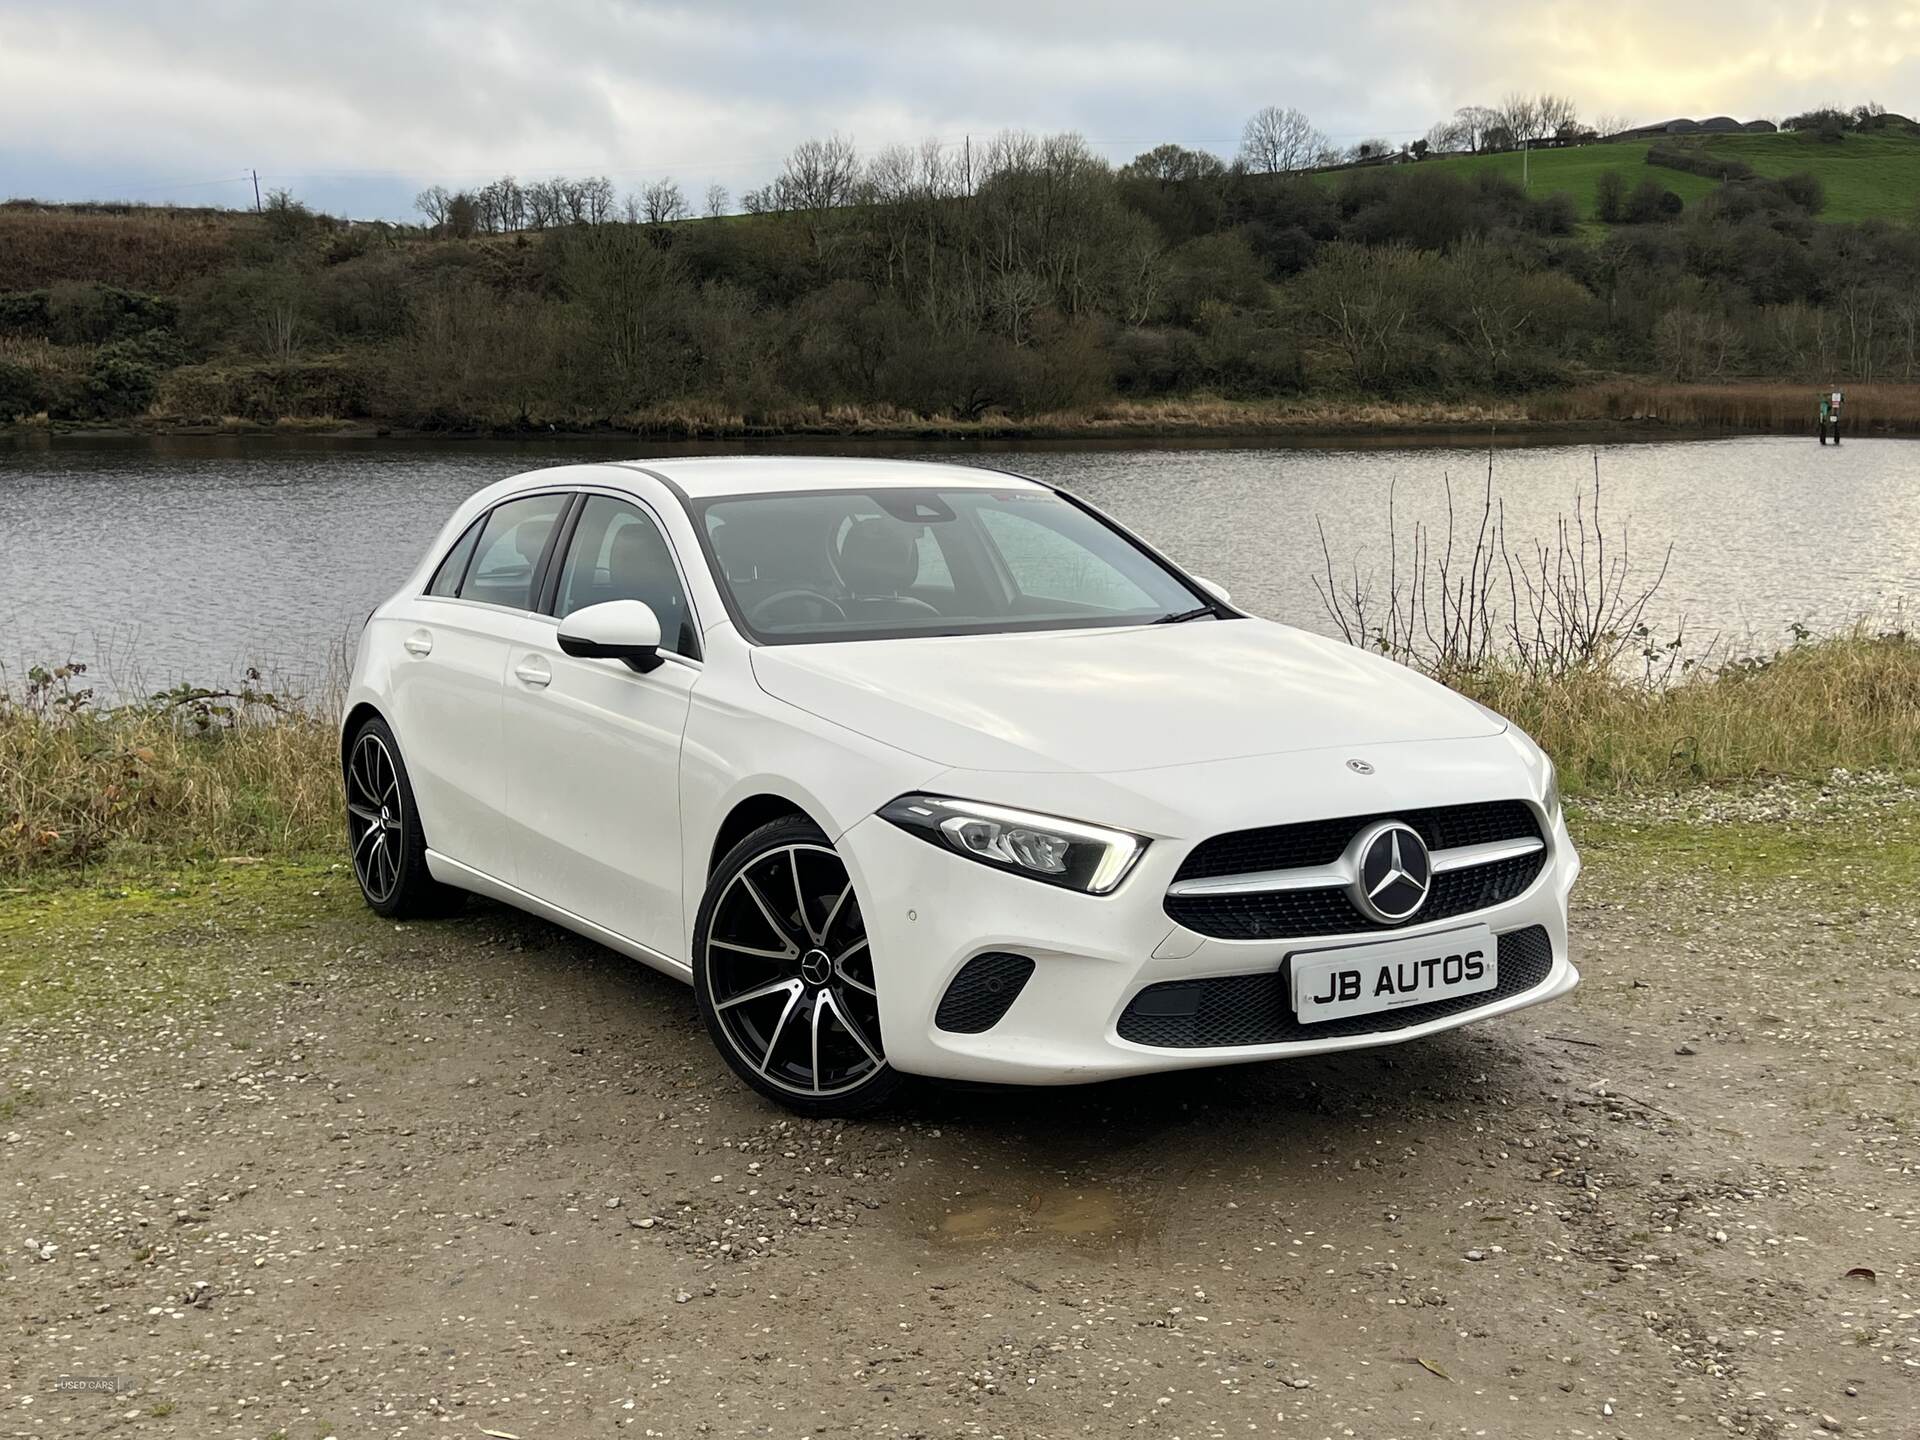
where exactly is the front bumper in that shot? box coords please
[836,804,1580,1086]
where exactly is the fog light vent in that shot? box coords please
[934,952,1036,1033]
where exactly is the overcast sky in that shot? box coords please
[2,0,1915,219]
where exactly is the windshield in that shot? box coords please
[695,487,1213,644]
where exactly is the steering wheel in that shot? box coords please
[749,588,849,629]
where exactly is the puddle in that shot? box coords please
[928,1184,1145,1246]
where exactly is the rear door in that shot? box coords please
[387,490,572,883]
[502,492,700,956]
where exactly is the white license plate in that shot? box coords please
[1289,925,1497,1024]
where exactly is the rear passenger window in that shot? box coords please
[461,494,569,610]
[426,517,483,597]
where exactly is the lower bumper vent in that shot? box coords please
[1116,925,1553,1049]
[935,952,1036,1033]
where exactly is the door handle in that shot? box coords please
[513,656,552,688]
[402,630,433,656]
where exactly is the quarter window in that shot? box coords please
[426,517,484,597]
[552,496,700,658]
[461,494,569,610]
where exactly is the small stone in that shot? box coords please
[630,1217,656,1230]
[1464,1249,1486,1262]
[674,1290,692,1304]
[1711,1229,1728,1244]
[604,1196,621,1209]
[1675,1045,1697,1056]
[1818,1416,1842,1433]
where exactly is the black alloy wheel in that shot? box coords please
[694,817,903,1115]
[343,716,456,918]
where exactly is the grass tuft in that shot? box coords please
[0,666,341,882]
[1456,628,1920,793]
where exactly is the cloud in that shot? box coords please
[1,0,1914,217]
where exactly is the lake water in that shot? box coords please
[2,432,1916,696]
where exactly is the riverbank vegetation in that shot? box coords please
[5,628,1916,884]
[3,118,1919,438]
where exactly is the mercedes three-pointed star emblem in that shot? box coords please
[1344,820,1433,924]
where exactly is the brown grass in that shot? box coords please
[603,394,1538,439]
[1529,380,1920,434]
[0,209,241,291]
[0,669,340,881]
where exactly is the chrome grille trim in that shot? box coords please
[1167,834,1544,899]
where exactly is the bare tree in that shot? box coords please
[1452,105,1499,153]
[640,177,690,225]
[580,175,616,225]
[704,183,729,219]
[1592,113,1632,139]
[781,135,861,213]
[1497,91,1545,146]
[1538,93,1581,139]
[1424,118,1469,154]
[780,135,861,255]
[523,178,563,230]
[413,184,451,231]
[1238,105,1325,173]
[476,176,525,234]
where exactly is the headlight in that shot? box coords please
[878,795,1148,895]
[1542,758,1562,825]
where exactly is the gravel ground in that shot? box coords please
[3,783,1916,1440]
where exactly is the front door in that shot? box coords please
[502,494,701,958]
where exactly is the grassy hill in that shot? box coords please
[1413,129,1920,224]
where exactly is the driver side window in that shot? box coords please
[552,496,700,660]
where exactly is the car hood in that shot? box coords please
[747,619,1504,775]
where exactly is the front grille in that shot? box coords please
[1116,925,1553,1049]
[1169,852,1544,940]
[1176,800,1540,880]
[935,952,1036,1033]
[1167,801,1544,941]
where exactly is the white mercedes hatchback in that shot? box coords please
[342,457,1578,1114]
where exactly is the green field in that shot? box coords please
[1411,129,1920,224]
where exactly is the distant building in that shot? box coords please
[1616,116,1777,140]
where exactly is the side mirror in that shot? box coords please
[557,599,664,673]
[1193,575,1232,607]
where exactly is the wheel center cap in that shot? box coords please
[799,948,833,987]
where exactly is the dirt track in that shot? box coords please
[3,784,1917,1440]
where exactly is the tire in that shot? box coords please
[343,715,459,919]
[693,816,905,1117]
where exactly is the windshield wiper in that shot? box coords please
[1155,605,1215,625]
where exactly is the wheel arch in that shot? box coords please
[707,791,825,877]
[340,701,385,775]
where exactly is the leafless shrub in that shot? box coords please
[1314,450,1680,682]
